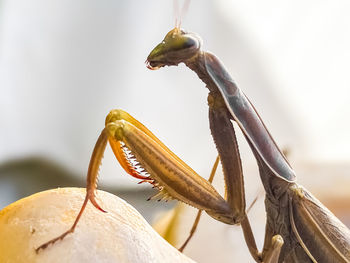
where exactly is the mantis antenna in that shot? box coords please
[173,0,191,29]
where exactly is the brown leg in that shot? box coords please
[261,216,284,263]
[178,210,203,252]
[241,214,283,263]
[209,106,245,219]
[209,106,263,262]
[241,216,262,262]
[262,235,284,263]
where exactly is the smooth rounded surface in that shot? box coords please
[0,188,195,263]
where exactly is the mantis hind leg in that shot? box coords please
[262,235,284,263]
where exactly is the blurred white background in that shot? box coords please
[0,1,349,261]
[1,0,349,186]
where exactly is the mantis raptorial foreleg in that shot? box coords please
[36,109,282,262]
[35,110,231,251]
[178,155,219,252]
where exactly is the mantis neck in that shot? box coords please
[185,51,220,94]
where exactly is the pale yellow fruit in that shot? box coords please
[0,188,195,263]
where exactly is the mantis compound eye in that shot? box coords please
[146,28,201,70]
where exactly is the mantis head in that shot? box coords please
[146,28,202,70]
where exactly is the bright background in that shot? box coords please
[0,1,349,262]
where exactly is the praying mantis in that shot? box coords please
[36,27,350,263]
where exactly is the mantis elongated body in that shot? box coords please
[146,28,350,262]
[36,28,350,263]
